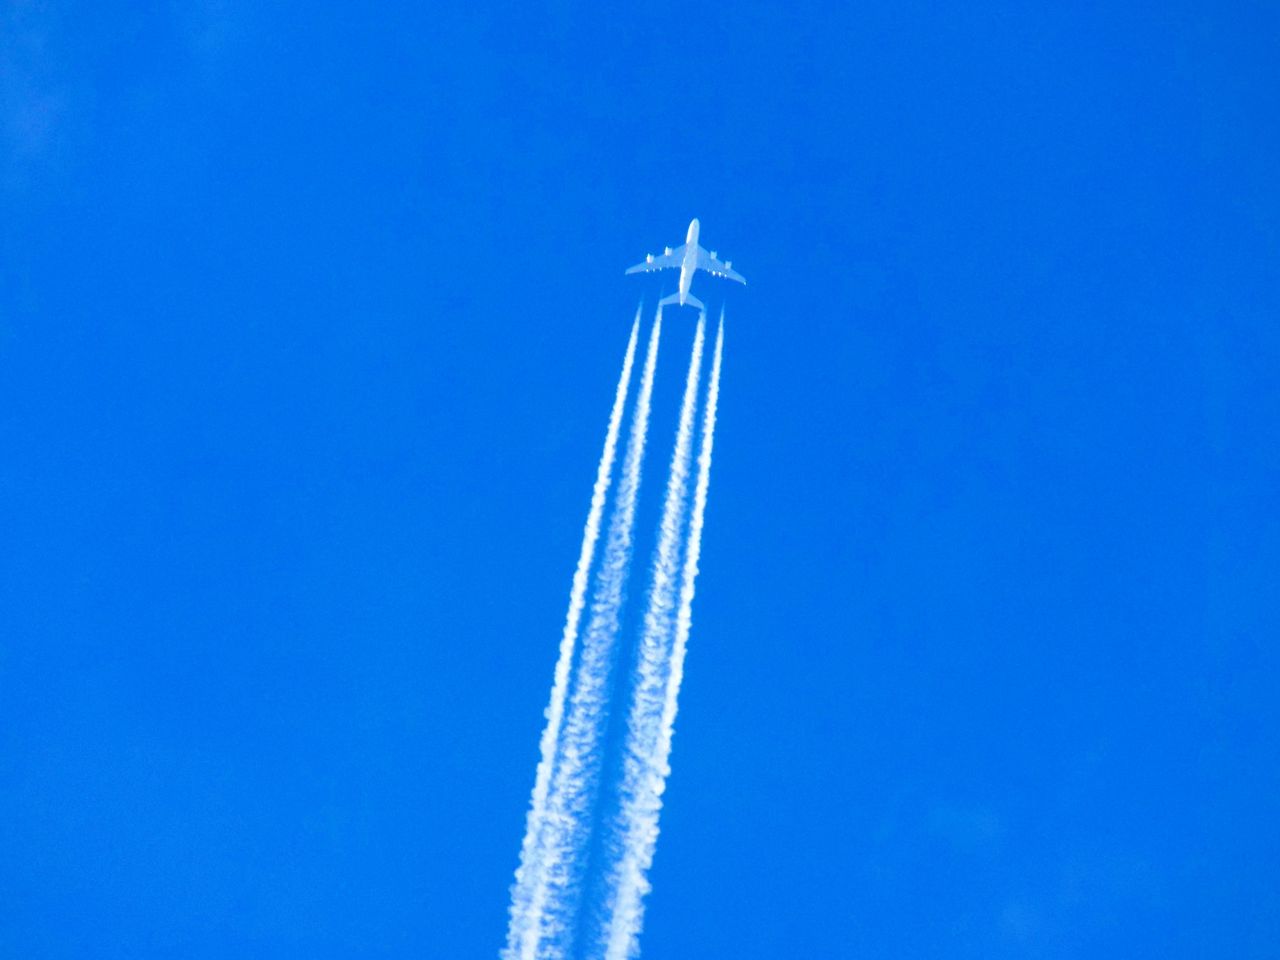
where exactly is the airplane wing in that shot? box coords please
[696,247,746,284]
[625,245,684,274]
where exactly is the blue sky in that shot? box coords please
[2,3,1278,957]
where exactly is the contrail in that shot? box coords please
[601,313,724,960]
[515,309,664,960]
[503,310,641,960]
[596,312,704,955]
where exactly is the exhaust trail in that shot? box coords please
[503,310,641,960]
[516,309,664,960]
[602,314,724,960]
[596,313,705,954]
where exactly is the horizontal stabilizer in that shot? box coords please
[659,292,704,311]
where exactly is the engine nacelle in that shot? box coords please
[646,254,654,263]
[710,250,718,259]
[725,260,732,269]
[663,246,673,256]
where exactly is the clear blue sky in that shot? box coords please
[2,3,1277,957]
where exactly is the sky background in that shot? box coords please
[3,2,1278,957]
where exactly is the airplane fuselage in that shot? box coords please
[677,219,700,305]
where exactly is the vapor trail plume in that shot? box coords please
[515,309,664,960]
[503,310,641,959]
[596,312,704,955]
[602,314,724,960]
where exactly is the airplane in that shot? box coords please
[625,218,745,311]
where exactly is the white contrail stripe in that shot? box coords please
[502,311,641,959]
[603,314,723,960]
[520,309,664,960]
[599,313,705,958]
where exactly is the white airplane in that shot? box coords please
[625,218,745,311]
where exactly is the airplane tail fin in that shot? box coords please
[659,292,705,312]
